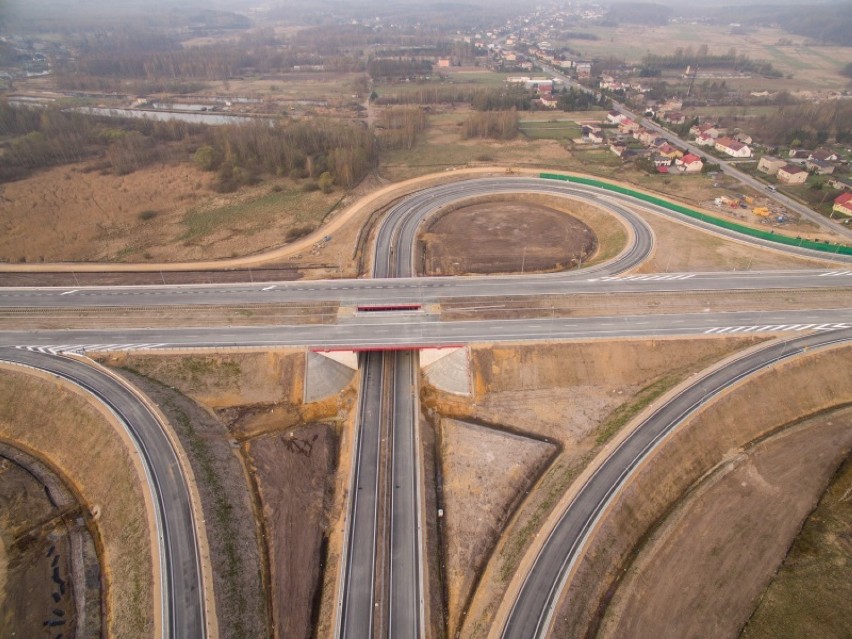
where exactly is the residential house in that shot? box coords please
[757,156,787,175]
[788,149,811,163]
[695,133,716,147]
[658,143,684,160]
[828,175,852,191]
[575,61,592,78]
[777,164,808,185]
[539,96,558,109]
[635,128,657,146]
[714,137,752,158]
[583,127,605,144]
[810,148,839,162]
[732,131,753,145]
[437,58,451,68]
[607,110,625,124]
[676,153,704,173]
[662,111,686,125]
[609,142,628,158]
[806,158,835,175]
[689,123,724,139]
[833,192,852,216]
[618,118,640,134]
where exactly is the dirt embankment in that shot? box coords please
[0,366,153,638]
[105,350,357,639]
[420,337,764,639]
[548,344,852,639]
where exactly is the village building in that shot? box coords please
[777,164,808,185]
[833,192,852,217]
[758,156,787,175]
[714,137,752,158]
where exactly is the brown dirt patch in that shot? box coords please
[418,201,596,276]
[438,418,556,638]
[247,423,339,639]
[598,407,852,639]
[0,162,341,264]
[0,366,152,638]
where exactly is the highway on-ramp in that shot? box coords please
[0,348,206,639]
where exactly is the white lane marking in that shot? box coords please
[818,270,852,277]
[704,323,851,335]
[262,285,277,291]
[59,289,78,296]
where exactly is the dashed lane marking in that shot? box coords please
[598,274,696,282]
[16,343,168,355]
[704,323,851,335]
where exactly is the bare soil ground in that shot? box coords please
[419,202,595,276]
[0,162,341,264]
[0,453,80,639]
[742,451,852,639]
[438,418,556,638]
[247,423,338,639]
[598,407,852,639]
[421,337,763,639]
[0,367,152,638]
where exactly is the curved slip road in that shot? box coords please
[0,348,205,639]
[500,327,852,639]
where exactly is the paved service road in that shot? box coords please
[0,348,205,639]
[500,328,852,639]
[337,351,385,639]
[388,349,424,639]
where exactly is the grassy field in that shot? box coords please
[556,24,852,93]
[519,121,583,141]
[180,187,334,244]
[740,455,852,639]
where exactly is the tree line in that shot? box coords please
[642,47,781,78]
[462,111,519,140]
[0,102,378,189]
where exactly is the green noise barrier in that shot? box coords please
[540,172,852,256]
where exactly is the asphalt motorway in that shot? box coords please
[0,349,205,639]
[337,351,385,639]
[501,327,852,639]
